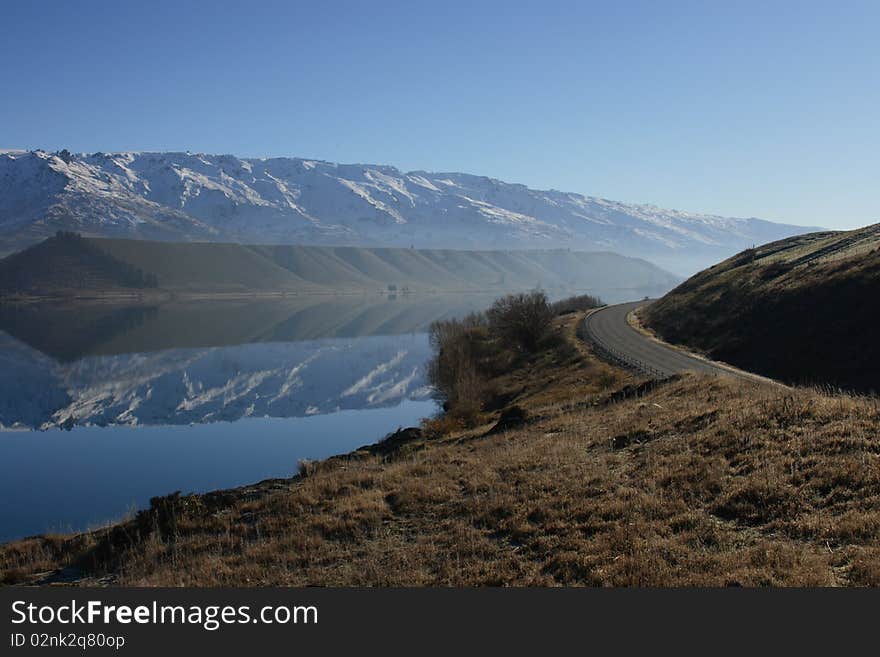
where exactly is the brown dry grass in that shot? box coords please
[3,315,880,586]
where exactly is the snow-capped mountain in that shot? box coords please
[0,149,813,273]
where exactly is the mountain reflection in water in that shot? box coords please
[0,295,496,430]
[0,289,651,541]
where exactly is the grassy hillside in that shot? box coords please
[92,239,321,292]
[641,223,880,392]
[5,313,880,586]
[0,235,679,297]
[100,239,678,292]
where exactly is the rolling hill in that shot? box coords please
[0,150,815,273]
[641,223,880,392]
[0,232,158,294]
[0,234,680,297]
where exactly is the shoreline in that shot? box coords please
[6,312,878,586]
[0,412,443,585]
[4,311,622,584]
[0,397,439,546]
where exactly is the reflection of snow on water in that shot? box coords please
[0,334,434,430]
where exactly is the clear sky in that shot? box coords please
[2,0,877,229]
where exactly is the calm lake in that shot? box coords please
[0,288,650,542]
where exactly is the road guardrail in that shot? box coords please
[581,312,666,379]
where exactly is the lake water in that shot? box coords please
[0,288,650,542]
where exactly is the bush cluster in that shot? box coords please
[550,293,603,316]
[427,291,602,425]
[427,311,491,424]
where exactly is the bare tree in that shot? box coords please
[486,291,554,352]
[427,312,488,422]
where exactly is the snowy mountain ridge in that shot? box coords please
[0,149,814,273]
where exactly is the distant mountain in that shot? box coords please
[0,150,815,273]
[0,234,679,298]
[642,223,880,392]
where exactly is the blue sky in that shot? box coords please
[2,0,877,229]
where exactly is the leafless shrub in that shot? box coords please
[427,312,492,424]
[487,291,554,353]
[551,293,603,316]
[427,292,585,420]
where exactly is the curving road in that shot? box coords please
[583,300,745,379]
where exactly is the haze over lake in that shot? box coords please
[0,289,648,541]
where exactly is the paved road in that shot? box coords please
[583,300,741,379]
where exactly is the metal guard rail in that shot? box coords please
[581,314,668,380]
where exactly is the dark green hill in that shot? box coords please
[642,223,880,393]
[0,232,158,295]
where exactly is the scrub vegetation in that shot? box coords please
[426,291,602,427]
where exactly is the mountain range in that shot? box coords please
[0,150,814,274]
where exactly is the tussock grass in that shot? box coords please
[3,314,880,586]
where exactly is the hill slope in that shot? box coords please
[0,232,159,294]
[0,235,680,297]
[641,223,880,392]
[0,150,814,273]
